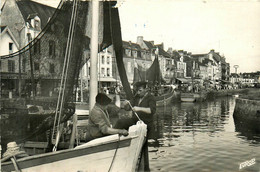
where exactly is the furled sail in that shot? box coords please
[133,56,164,85]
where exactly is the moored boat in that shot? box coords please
[155,85,175,106]
[180,92,195,102]
[1,0,149,171]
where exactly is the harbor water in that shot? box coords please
[148,97,260,172]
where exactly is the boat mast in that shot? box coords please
[89,0,99,111]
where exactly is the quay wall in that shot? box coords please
[206,89,249,99]
[233,98,260,132]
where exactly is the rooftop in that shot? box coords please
[17,0,56,29]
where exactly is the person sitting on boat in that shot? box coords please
[84,93,128,141]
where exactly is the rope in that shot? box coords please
[125,100,142,122]
[108,135,120,172]
[52,0,78,150]
[57,0,78,129]
[10,157,21,172]
[52,0,77,144]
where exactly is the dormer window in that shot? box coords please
[34,19,40,28]
[27,14,41,30]
[33,16,41,30]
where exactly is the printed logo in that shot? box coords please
[239,158,256,170]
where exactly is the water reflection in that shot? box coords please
[149,97,260,172]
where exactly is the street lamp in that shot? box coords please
[233,65,239,74]
[233,65,239,83]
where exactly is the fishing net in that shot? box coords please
[1,0,131,150]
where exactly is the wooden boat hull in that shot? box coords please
[1,122,147,172]
[155,86,175,106]
[180,93,195,102]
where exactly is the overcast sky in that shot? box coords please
[22,0,260,73]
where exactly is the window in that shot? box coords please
[8,60,15,72]
[107,57,110,64]
[22,59,26,72]
[132,51,137,58]
[101,68,105,76]
[9,42,13,54]
[49,40,55,56]
[34,19,41,29]
[50,64,55,73]
[34,39,41,54]
[101,55,105,64]
[107,68,110,76]
[34,62,39,71]
[125,49,131,56]
[137,51,141,58]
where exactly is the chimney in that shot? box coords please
[167,47,173,54]
[136,36,143,45]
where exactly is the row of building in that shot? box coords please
[1,0,259,98]
[81,37,231,88]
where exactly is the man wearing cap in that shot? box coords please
[84,93,128,141]
[116,81,156,135]
[117,81,156,171]
[131,81,156,133]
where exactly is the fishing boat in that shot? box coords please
[1,0,148,171]
[133,49,175,106]
[180,92,195,102]
[1,122,147,172]
[155,85,175,106]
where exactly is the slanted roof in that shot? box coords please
[122,41,142,51]
[171,51,180,61]
[0,25,19,50]
[156,46,171,58]
[202,58,213,66]
[183,55,192,62]
[0,26,7,32]
[192,54,207,58]
[210,51,222,63]
[16,0,56,29]
[143,40,155,50]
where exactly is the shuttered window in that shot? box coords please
[8,60,15,72]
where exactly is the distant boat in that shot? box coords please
[180,92,195,102]
[233,94,239,98]
[156,85,175,106]
[133,50,174,106]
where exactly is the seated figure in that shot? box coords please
[84,93,128,141]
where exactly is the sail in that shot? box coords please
[133,56,164,84]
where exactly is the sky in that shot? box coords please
[5,0,260,73]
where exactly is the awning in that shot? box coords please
[176,78,191,83]
[99,77,117,82]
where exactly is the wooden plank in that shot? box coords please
[69,114,77,148]
[23,142,48,149]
